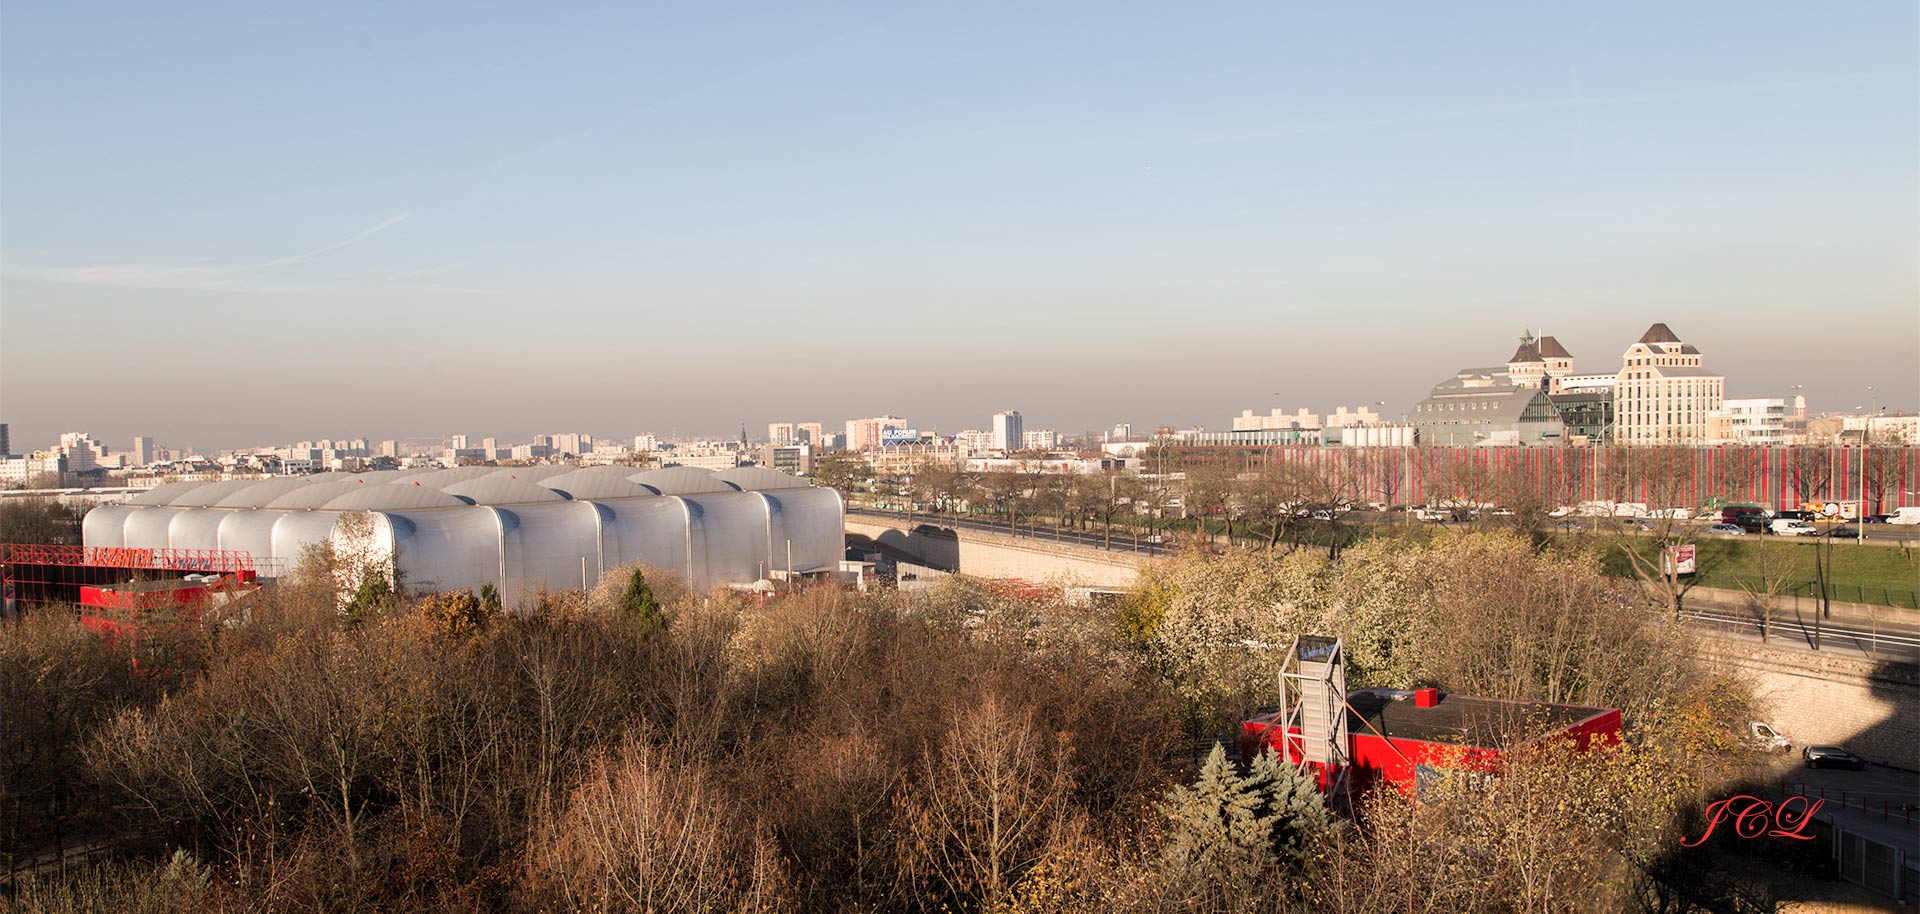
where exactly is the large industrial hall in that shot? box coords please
[80,465,844,600]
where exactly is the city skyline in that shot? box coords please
[1,316,1908,454]
[3,3,1916,449]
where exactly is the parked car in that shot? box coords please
[1825,526,1861,539]
[1748,721,1792,753]
[1803,745,1867,770]
[1736,515,1771,534]
[1707,523,1746,536]
[1860,514,1888,524]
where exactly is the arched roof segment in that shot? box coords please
[323,484,469,511]
[627,467,740,495]
[439,477,571,506]
[537,470,660,500]
[714,467,808,491]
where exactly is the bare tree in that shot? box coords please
[897,694,1073,909]
[1183,463,1240,548]
[1737,539,1801,644]
[1240,462,1309,552]
[1603,447,1711,621]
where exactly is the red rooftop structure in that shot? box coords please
[1241,686,1622,797]
[1239,636,1621,801]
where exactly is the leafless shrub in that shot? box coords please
[526,737,788,914]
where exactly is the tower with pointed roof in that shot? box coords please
[1612,323,1723,445]
[1505,330,1577,392]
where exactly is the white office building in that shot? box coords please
[991,411,1024,452]
[1707,397,1803,446]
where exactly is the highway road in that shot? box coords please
[847,505,1173,557]
[1680,599,1920,664]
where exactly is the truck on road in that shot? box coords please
[1770,518,1817,536]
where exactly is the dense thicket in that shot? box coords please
[2,532,1773,913]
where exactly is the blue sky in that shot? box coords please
[3,2,1915,451]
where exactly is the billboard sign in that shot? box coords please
[1664,544,1697,576]
[880,428,921,447]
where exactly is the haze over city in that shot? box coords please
[3,2,1916,450]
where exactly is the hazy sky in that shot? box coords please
[3,2,1916,452]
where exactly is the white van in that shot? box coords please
[1889,507,1920,526]
[1770,518,1817,536]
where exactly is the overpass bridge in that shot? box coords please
[844,508,1165,589]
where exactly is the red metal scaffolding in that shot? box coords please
[1,543,258,612]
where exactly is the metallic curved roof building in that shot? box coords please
[84,466,843,601]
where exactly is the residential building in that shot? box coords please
[867,443,967,476]
[634,434,660,452]
[1842,413,1920,446]
[550,433,592,456]
[1611,323,1724,445]
[56,433,110,473]
[131,436,156,466]
[955,429,994,452]
[1234,408,1320,431]
[768,422,796,446]
[0,423,9,458]
[666,452,740,471]
[990,411,1024,452]
[1021,429,1058,451]
[796,423,824,445]
[0,452,67,486]
[1106,423,1132,442]
[1323,406,1383,428]
[1707,397,1803,446]
[845,416,908,452]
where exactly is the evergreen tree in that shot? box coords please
[1246,747,1333,861]
[619,567,666,637]
[478,583,503,615]
[343,568,394,625]
[1160,743,1275,885]
[1161,744,1333,896]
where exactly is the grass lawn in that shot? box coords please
[1596,535,1920,609]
